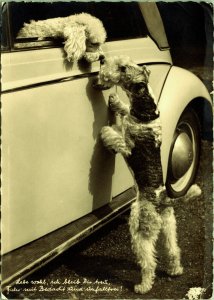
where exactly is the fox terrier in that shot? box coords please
[95,55,201,294]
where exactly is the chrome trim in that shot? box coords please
[1,72,99,94]
[2,62,172,94]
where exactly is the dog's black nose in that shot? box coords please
[99,54,105,65]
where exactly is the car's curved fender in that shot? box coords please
[158,66,212,182]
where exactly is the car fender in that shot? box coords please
[158,66,212,182]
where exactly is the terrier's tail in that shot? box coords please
[179,184,202,202]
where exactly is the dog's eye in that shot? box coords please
[132,83,146,93]
[90,42,100,47]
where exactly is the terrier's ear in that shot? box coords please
[63,25,87,61]
[141,65,151,82]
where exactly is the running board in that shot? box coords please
[2,187,136,292]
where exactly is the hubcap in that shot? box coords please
[167,113,199,196]
[171,131,193,180]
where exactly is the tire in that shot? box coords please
[166,108,201,198]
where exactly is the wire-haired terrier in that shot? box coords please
[95,55,201,294]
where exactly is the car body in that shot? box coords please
[1,1,212,290]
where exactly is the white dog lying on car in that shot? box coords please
[17,13,107,62]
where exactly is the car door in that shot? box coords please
[2,2,172,253]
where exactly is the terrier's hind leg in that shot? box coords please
[160,207,183,276]
[129,199,162,294]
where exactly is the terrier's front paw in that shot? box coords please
[101,126,131,156]
[109,93,120,110]
[108,93,129,115]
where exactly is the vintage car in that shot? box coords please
[1,1,212,290]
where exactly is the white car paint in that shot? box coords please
[2,37,172,253]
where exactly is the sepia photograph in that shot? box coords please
[1,1,213,299]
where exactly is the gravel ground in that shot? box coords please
[5,140,213,299]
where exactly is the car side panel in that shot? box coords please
[2,63,171,254]
[2,79,114,253]
[2,37,172,92]
[158,66,212,182]
[2,38,172,253]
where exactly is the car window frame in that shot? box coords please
[139,2,170,50]
[1,2,12,52]
[2,2,152,53]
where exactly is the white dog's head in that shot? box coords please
[64,13,107,62]
[17,12,107,63]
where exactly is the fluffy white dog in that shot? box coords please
[17,13,107,62]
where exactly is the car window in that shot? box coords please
[3,2,148,51]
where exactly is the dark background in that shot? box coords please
[158,2,213,70]
[158,2,213,141]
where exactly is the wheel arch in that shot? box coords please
[158,66,212,183]
[188,97,213,141]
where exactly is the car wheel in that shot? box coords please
[166,108,200,198]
